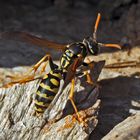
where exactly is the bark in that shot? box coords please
[0,61,105,140]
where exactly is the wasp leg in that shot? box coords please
[82,58,95,85]
[83,70,93,85]
[34,54,58,75]
[82,60,99,87]
[63,55,84,123]
[30,54,52,74]
[3,76,39,88]
[2,54,56,88]
[10,54,52,80]
[69,78,84,123]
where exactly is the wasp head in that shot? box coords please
[83,13,121,55]
[83,37,99,55]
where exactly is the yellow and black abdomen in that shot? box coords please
[34,70,62,115]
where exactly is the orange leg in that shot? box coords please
[84,71,94,85]
[86,57,94,69]
[3,54,52,88]
[33,54,52,72]
[83,70,99,87]
[11,54,51,80]
[69,79,84,123]
[84,57,95,85]
[40,61,49,74]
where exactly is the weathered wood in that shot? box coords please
[0,61,105,140]
[102,114,140,140]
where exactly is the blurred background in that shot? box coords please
[0,0,139,67]
[0,1,140,140]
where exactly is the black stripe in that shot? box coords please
[34,103,47,110]
[49,73,61,81]
[63,53,71,61]
[62,59,66,68]
[35,110,44,114]
[37,87,57,97]
[41,74,60,89]
[45,80,59,89]
[42,72,61,81]
[62,56,71,63]
[35,94,53,104]
[65,50,73,57]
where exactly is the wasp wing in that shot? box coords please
[0,31,67,51]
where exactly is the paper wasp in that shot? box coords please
[0,13,121,122]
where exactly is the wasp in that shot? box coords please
[0,13,121,122]
[34,56,81,115]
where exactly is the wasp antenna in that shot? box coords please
[104,44,121,49]
[98,43,121,49]
[93,13,101,40]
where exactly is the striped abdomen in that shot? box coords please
[34,69,62,115]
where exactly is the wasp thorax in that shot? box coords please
[83,37,99,55]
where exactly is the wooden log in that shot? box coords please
[0,61,105,140]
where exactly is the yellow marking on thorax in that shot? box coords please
[36,91,54,100]
[40,83,58,93]
[66,49,70,53]
[50,78,59,86]
[43,74,48,79]
[63,54,71,61]
[64,61,70,68]
[66,50,73,57]
[61,57,65,65]
[69,52,73,57]
[34,100,49,107]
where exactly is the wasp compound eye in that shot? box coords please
[84,37,99,55]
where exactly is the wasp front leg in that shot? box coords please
[82,58,95,85]
[77,59,99,88]
[69,78,85,123]
[27,54,53,74]
[83,70,94,85]
[66,56,86,124]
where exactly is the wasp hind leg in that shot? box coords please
[3,54,55,88]
[28,54,53,74]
